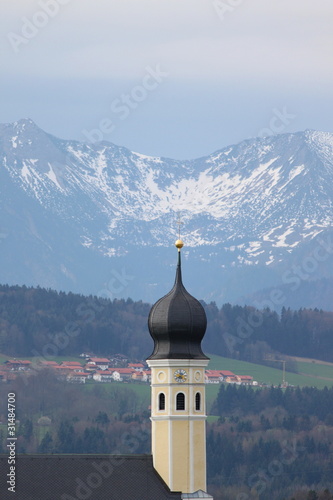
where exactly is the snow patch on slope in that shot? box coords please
[46,163,63,190]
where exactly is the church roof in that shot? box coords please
[147,245,208,360]
[0,454,182,500]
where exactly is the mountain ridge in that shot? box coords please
[1,119,333,309]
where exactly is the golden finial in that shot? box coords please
[175,239,184,250]
[175,212,184,252]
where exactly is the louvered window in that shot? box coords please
[159,393,165,411]
[176,392,185,410]
[195,392,201,411]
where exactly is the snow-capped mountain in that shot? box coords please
[1,118,333,309]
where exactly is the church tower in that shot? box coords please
[147,239,212,498]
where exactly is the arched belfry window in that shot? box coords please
[176,392,185,411]
[195,392,201,411]
[158,393,165,411]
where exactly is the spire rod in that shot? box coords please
[175,211,184,253]
[176,211,184,240]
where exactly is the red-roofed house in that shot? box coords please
[218,370,236,380]
[62,366,83,373]
[112,368,136,382]
[225,375,240,384]
[5,360,31,371]
[87,358,110,370]
[237,375,253,385]
[205,370,222,384]
[39,361,59,367]
[84,362,97,370]
[128,363,145,371]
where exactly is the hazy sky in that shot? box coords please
[2,0,333,158]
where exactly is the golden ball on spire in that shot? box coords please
[175,239,184,250]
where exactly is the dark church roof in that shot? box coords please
[0,454,182,500]
[148,245,208,360]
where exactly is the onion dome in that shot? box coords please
[147,240,208,360]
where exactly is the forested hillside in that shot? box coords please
[1,284,333,362]
[0,285,151,359]
[207,384,333,499]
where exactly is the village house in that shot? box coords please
[218,370,237,381]
[111,370,122,382]
[39,360,59,367]
[225,375,241,384]
[87,357,110,370]
[143,370,151,382]
[84,361,98,371]
[4,360,32,371]
[205,370,222,384]
[60,361,82,368]
[66,372,88,384]
[112,368,135,381]
[60,365,83,374]
[237,375,253,385]
[109,353,128,365]
[131,370,150,382]
[205,369,254,385]
[128,363,145,371]
[93,370,115,382]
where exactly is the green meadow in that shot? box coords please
[207,354,333,389]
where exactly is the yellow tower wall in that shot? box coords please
[148,359,209,494]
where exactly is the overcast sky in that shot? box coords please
[2,0,333,158]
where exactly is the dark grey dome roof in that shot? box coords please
[147,250,208,360]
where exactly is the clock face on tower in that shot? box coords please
[174,369,187,383]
